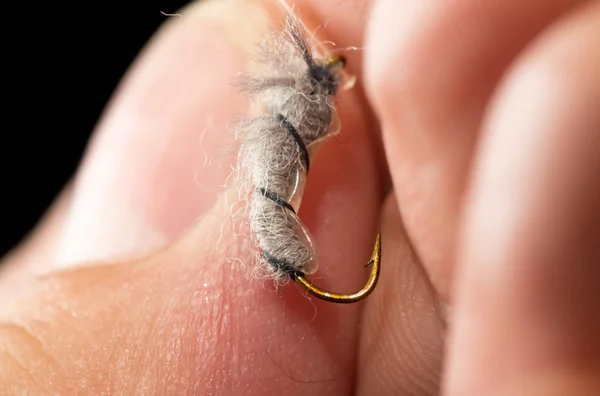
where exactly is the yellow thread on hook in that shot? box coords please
[293,232,381,303]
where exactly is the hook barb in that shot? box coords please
[293,232,381,303]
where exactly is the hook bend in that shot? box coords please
[292,232,381,303]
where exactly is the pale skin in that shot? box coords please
[1,0,599,394]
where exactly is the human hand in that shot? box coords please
[1,0,598,395]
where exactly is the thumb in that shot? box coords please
[1,1,384,394]
[0,0,261,313]
[53,0,260,269]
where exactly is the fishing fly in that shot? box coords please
[236,13,381,303]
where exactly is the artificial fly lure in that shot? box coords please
[236,13,381,303]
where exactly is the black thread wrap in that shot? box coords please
[260,114,310,279]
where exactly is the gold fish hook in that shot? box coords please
[292,232,381,303]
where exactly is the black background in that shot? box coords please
[1,1,192,257]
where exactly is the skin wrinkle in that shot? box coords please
[378,260,441,395]
[0,322,64,394]
[357,195,443,395]
[3,240,239,393]
[237,13,347,282]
